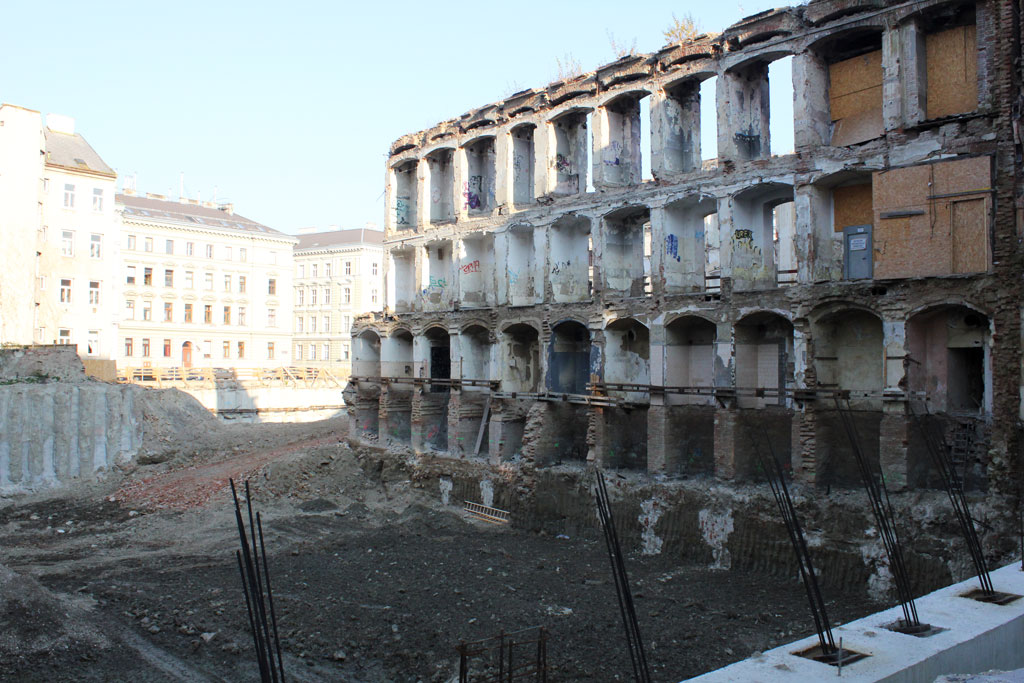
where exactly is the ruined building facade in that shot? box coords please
[351,0,1023,494]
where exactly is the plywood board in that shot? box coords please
[833,183,873,232]
[831,107,884,147]
[926,24,978,119]
[951,198,988,273]
[829,50,883,146]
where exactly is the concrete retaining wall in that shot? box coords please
[0,383,143,493]
[179,386,345,423]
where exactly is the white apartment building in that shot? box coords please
[0,106,120,355]
[293,228,384,371]
[117,193,296,370]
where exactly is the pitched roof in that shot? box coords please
[295,229,385,250]
[44,129,115,177]
[116,193,292,238]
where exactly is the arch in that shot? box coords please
[604,317,650,401]
[807,299,878,325]
[665,315,718,405]
[549,215,592,303]
[907,304,990,415]
[460,324,493,388]
[547,320,591,394]
[735,311,795,408]
[381,328,414,379]
[664,195,720,294]
[352,330,382,379]
[421,326,451,392]
[602,206,651,297]
[731,182,797,290]
[501,322,541,393]
[598,88,652,108]
[810,306,884,406]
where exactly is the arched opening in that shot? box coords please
[663,196,717,293]
[381,329,414,445]
[604,318,650,399]
[353,330,382,380]
[730,182,796,290]
[507,224,538,306]
[352,329,382,440]
[416,326,451,452]
[181,341,193,368]
[381,329,413,379]
[547,320,590,395]
[602,206,651,297]
[551,109,590,196]
[663,316,717,476]
[426,148,455,223]
[460,325,492,389]
[463,136,495,215]
[812,28,885,146]
[423,326,451,393]
[811,307,884,488]
[549,215,592,303]
[599,91,648,187]
[423,240,452,311]
[390,247,416,312]
[906,305,990,491]
[392,159,417,229]
[459,233,494,308]
[501,323,540,393]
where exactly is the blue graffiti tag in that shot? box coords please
[665,234,681,262]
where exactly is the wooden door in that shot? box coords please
[951,199,988,274]
[182,342,193,368]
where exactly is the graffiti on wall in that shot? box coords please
[395,196,411,225]
[464,175,483,210]
[665,234,681,262]
[461,260,481,274]
[602,140,623,167]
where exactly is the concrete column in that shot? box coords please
[717,64,770,163]
[713,408,738,479]
[494,131,514,211]
[415,158,429,229]
[715,196,735,282]
[590,105,610,188]
[792,51,831,149]
[793,182,838,283]
[649,205,667,296]
[453,147,469,221]
[713,321,734,389]
[650,83,701,176]
[446,387,463,456]
[647,319,667,474]
[881,319,909,489]
[888,20,926,128]
[535,122,555,197]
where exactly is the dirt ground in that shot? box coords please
[0,415,882,682]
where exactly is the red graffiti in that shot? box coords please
[461,260,481,274]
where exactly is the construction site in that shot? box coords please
[3,0,1024,680]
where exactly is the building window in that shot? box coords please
[61,230,74,256]
[142,302,152,321]
[238,341,245,359]
[297,316,304,333]
[310,344,317,361]
[299,264,305,278]
[205,244,213,258]
[142,338,151,357]
[127,234,136,251]
[312,264,318,278]
[58,329,71,344]
[322,343,329,360]
[184,303,193,323]
[267,309,277,327]
[325,263,332,277]
[37,275,46,290]
[144,237,153,253]
[126,266,136,285]
[222,341,230,359]
[144,268,153,286]
[87,331,99,355]
[238,307,246,325]
[60,278,72,303]
[311,288,318,305]
[371,288,378,304]
[126,300,135,319]
[164,269,174,287]
[323,288,331,304]
[204,272,213,290]
[63,183,75,208]
[342,343,350,360]
[297,288,304,306]
[310,317,317,333]
[268,278,277,295]
[203,340,212,358]
[238,276,246,293]
[92,188,103,212]
[372,262,378,276]
[225,246,232,261]
[164,302,173,322]
[163,339,172,357]
[343,314,350,330]
[323,316,330,332]
[223,306,231,325]
[185,271,194,288]
[224,274,231,292]
[88,281,100,305]
[240,247,247,263]
[204,305,212,324]
[296,344,303,361]
[344,261,351,275]
[125,338,133,356]
[186,242,194,257]
[344,287,351,304]
[267,342,275,360]
[90,234,102,259]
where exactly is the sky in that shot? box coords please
[0,1,793,234]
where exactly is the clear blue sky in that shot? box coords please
[0,1,792,234]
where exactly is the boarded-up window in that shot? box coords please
[833,183,873,232]
[926,24,978,119]
[829,50,883,146]
[872,156,990,278]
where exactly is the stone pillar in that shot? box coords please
[882,21,926,130]
[792,50,831,149]
[590,104,610,188]
[716,196,735,282]
[415,158,429,230]
[648,205,667,296]
[793,181,838,283]
[647,319,667,473]
[446,388,463,456]
[717,64,770,163]
[453,147,469,222]
[534,121,555,197]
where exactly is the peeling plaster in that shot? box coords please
[639,497,664,555]
[439,477,453,506]
[698,508,734,569]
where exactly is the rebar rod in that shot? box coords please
[833,398,919,627]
